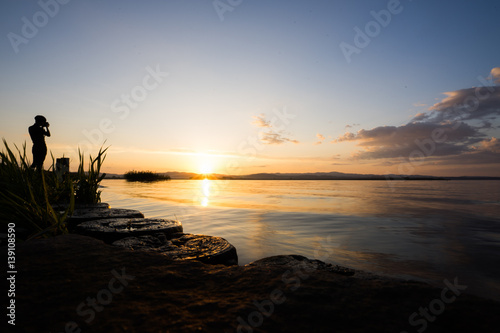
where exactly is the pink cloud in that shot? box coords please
[490,67,500,84]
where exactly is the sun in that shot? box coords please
[198,160,214,175]
[194,152,218,175]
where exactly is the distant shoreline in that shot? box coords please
[104,173,500,181]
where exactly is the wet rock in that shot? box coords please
[66,207,144,230]
[113,233,238,266]
[54,202,110,211]
[249,255,355,276]
[74,202,110,209]
[75,218,183,243]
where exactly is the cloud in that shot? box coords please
[259,132,299,145]
[314,133,325,145]
[412,112,427,122]
[252,114,272,128]
[490,67,500,84]
[336,122,484,160]
[412,86,500,124]
[474,137,500,153]
[327,69,500,171]
[333,74,500,165]
[418,147,500,166]
[345,123,360,129]
[251,114,299,145]
[336,122,480,146]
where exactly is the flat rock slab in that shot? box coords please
[66,207,144,230]
[54,202,110,214]
[75,218,183,243]
[73,202,110,209]
[113,233,238,266]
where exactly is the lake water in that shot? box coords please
[100,179,500,301]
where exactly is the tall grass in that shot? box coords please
[75,146,108,204]
[0,140,73,239]
[0,140,107,240]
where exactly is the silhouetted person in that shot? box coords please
[29,115,51,171]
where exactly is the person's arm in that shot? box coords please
[44,123,51,137]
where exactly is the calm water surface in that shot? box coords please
[100,179,500,300]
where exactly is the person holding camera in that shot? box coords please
[28,115,51,171]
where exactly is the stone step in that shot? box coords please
[54,202,110,212]
[74,218,183,243]
[73,202,110,209]
[113,233,238,266]
[66,207,144,230]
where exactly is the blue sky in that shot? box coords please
[1,0,499,176]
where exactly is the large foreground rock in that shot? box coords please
[113,233,238,266]
[13,235,500,333]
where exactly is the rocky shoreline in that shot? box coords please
[10,205,500,332]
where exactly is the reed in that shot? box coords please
[0,140,107,240]
[0,140,73,239]
[75,146,108,204]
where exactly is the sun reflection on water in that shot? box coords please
[200,178,211,207]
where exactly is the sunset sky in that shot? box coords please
[1,0,499,176]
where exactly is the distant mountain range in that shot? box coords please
[105,171,500,181]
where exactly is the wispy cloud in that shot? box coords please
[474,137,500,153]
[251,114,272,128]
[259,132,299,145]
[251,114,299,145]
[314,133,325,145]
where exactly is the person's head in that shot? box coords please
[34,115,47,126]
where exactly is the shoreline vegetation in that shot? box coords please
[124,170,171,182]
[0,140,107,240]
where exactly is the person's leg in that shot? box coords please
[32,145,47,171]
[30,146,37,169]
